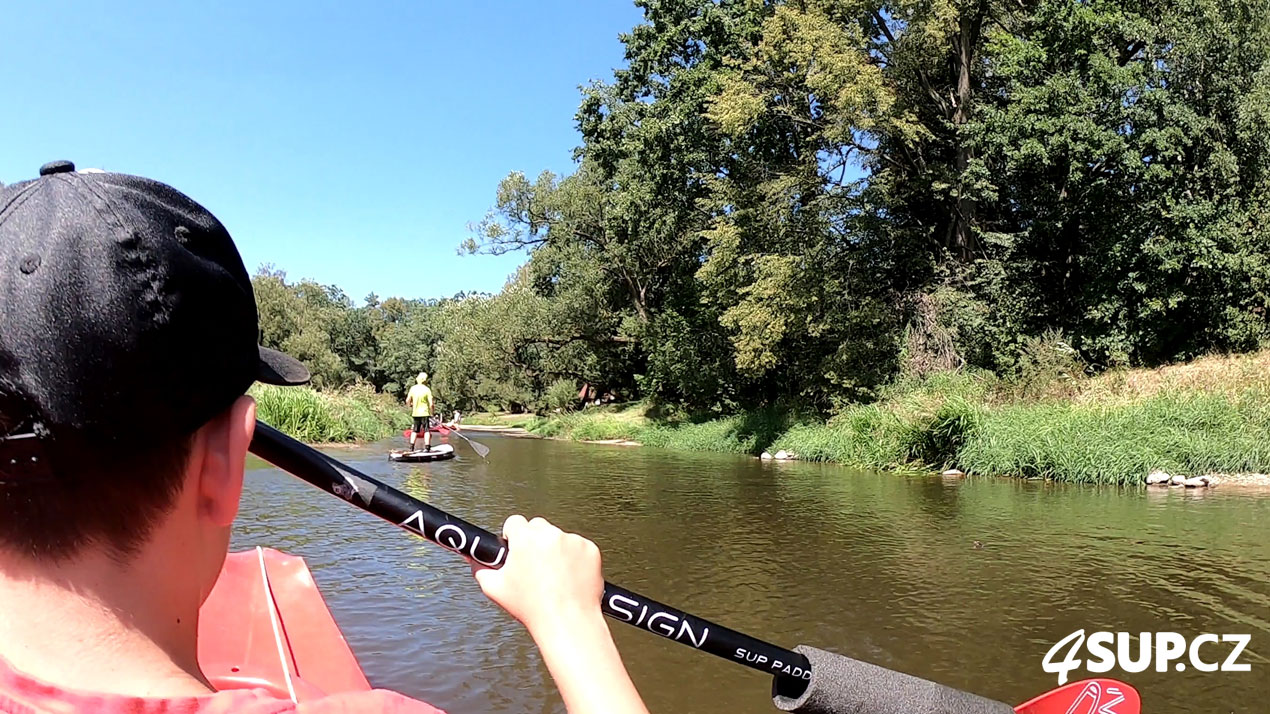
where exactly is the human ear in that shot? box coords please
[197,395,257,527]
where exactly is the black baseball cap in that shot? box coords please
[0,160,309,480]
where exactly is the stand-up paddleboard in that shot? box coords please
[389,443,456,462]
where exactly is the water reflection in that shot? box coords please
[234,435,1270,713]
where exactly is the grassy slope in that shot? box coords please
[526,351,1270,484]
[251,384,409,443]
[460,412,537,428]
[522,404,794,453]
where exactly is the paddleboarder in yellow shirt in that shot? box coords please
[406,372,435,452]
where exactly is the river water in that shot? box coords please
[232,432,1269,713]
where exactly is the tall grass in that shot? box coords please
[776,385,1270,483]
[526,351,1270,484]
[639,408,795,453]
[959,392,1270,484]
[250,384,409,443]
[526,403,796,455]
[461,412,537,428]
[527,404,647,441]
[769,396,982,471]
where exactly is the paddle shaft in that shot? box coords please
[250,421,812,690]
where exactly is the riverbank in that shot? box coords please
[250,384,408,443]
[458,422,641,446]
[460,413,537,429]
[493,350,1270,485]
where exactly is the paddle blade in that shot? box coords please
[1014,679,1140,714]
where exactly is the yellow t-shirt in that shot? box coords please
[407,384,434,417]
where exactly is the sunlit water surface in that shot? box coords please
[232,433,1270,713]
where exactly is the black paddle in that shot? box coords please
[443,426,490,459]
[248,420,1140,714]
[257,422,807,685]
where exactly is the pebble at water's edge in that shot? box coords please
[759,450,799,461]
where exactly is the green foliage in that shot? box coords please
[1009,330,1089,400]
[250,264,622,416]
[459,412,537,428]
[453,0,1270,415]
[771,372,990,470]
[250,384,408,443]
[640,408,798,454]
[964,0,1270,368]
[376,302,445,399]
[959,393,1270,485]
[544,378,579,412]
[252,268,451,397]
[431,269,607,412]
[525,402,798,455]
[777,357,1270,482]
[252,0,1270,428]
[525,403,646,441]
[519,356,1270,484]
[254,268,353,389]
[774,411,915,470]
[636,308,744,410]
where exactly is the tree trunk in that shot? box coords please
[624,273,650,321]
[947,1,988,260]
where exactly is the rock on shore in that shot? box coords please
[760,450,799,461]
[1147,470,1217,488]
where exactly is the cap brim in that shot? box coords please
[257,345,311,385]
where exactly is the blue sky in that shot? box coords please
[0,1,643,303]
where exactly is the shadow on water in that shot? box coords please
[236,435,1270,714]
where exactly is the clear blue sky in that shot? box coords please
[1,1,643,303]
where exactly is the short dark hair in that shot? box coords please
[0,383,195,561]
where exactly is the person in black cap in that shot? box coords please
[0,162,649,714]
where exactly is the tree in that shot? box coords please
[376,299,445,397]
[252,0,1270,416]
[963,0,1270,366]
[252,268,351,388]
[433,269,612,411]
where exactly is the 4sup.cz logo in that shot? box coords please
[1043,630,1252,685]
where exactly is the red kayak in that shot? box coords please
[197,548,371,701]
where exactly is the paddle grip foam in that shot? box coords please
[772,645,1016,714]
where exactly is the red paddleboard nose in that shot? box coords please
[1014,679,1140,714]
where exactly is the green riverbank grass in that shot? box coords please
[958,393,1270,484]
[527,351,1270,484]
[527,405,648,441]
[524,403,797,454]
[461,412,539,429]
[251,383,408,443]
